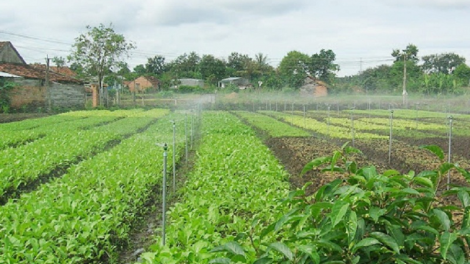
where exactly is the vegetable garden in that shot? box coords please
[1,98,470,263]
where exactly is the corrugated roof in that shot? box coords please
[0,71,20,77]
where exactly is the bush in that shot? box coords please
[211,144,470,263]
[177,85,205,94]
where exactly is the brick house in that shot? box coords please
[300,76,328,97]
[0,41,85,109]
[128,76,160,92]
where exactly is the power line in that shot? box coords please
[0,30,72,46]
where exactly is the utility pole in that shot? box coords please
[45,56,51,112]
[402,53,408,107]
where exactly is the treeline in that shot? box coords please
[336,44,470,95]
[68,39,470,95]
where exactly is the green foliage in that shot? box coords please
[309,49,339,82]
[212,144,470,263]
[454,64,470,85]
[68,23,135,102]
[278,50,310,89]
[177,85,205,94]
[199,54,226,85]
[0,79,16,113]
[421,53,466,75]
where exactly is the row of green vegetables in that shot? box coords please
[0,111,186,263]
[260,111,387,139]
[0,109,169,203]
[234,111,311,137]
[0,109,148,149]
[138,111,292,263]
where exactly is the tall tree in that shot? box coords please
[453,63,470,85]
[421,53,466,74]
[169,52,201,78]
[309,49,339,82]
[133,64,147,76]
[146,55,167,76]
[278,50,310,88]
[227,52,252,75]
[69,23,135,102]
[199,54,226,85]
[52,56,66,68]
[391,44,419,63]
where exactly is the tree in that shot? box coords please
[421,53,466,74]
[133,64,147,76]
[309,49,339,82]
[69,23,135,105]
[278,50,310,88]
[169,52,201,78]
[453,63,470,86]
[227,52,252,75]
[391,44,419,63]
[199,54,226,85]
[146,55,166,76]
[52,56,66,68]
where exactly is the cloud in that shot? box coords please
[383,0,470,9]
[133,0,311,26]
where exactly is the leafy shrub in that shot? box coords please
[0,80,16,113]
[211,143,470,263]
[177,85,205,94]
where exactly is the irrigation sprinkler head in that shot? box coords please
[156,143,168,151]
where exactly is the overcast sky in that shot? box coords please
[1,0,469,76]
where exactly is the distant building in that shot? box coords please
[178,78,204,88]
[300,76,328,97]
[0,41,85,109]
[0,41,26,64]
[218,77,251,89]
[128,76,160,92]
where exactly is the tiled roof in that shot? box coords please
[143,75,160,87]
[0,63,82,84]
[30,64,77,78]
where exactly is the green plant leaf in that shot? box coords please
[301,157,331,176]
[369,207,386,223]
[253,257,272,264]
[440,163,455,176]
[347,211,357,245]
[211,241,246,258]
[370,232,400,253]
[457,191,470,208]
[209,257,231,264]
[420,145,444,161]
[439,231,458,260]
[351,238,381,253]
[413,177,434,189]
[330,201,349,228]
[432,209,451,231]
[268,242,293,260]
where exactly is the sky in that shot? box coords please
[1,0,469,77]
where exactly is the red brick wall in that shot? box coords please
[9,85,45,108]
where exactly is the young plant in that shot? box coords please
[212,143,470,263]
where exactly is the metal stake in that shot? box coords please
[351,110,355,147]
[172,121,176,191]
[162,143,168,246]
[185,114,188,163]
[447,116,453,190]
[389,110,394,164]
